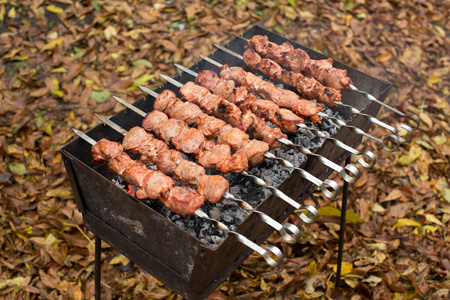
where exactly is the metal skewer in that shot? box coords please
[231,35,419,141]
[112,94,324,221]
[73,128,284,266]
[174,63,377,169]
[200,54,400,153]
[159,74,360,185]
[211,45,408,145]
[95,114,302,244]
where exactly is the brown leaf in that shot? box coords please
[64,62,83,81]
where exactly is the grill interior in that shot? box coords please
[61,25,391,299]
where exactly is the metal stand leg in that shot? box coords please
[95,236,101,300]
[335,156,351,287]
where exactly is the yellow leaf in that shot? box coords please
[333,262,352,275]
[398,145,422,165]
[376,53,392,63]
[318,206,341,217]
[419,112,433,128]
[104,25,117,40]
[45,188,73,199]
[306,260,317,275]
[0,5,5,22]
[393,218,421,229]
[427,75,441,86]
[7,7,15,18]
[425,214,444,226]
[109,254,130,265]
[422,225,438,234]
[51,67,68,73]
[372,203,386,213]
[41,37,64,52]
[47,5,64,14]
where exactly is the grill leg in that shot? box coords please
[335,156,351,287]
[95,236,102,300]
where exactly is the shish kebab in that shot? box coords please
[174,64,377,169]
[241,35,420,133]
[73,128,284,267]
[199,55,401,153]
[212,45,410,145]
[158,74,360,184]
[113,92,328,216]
[94,114,303,244]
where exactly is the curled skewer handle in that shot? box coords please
[195,209,283,267]
[223,192,301,244]
[320,112,400,152]
[348,84,420,132]
[297,123,377,169]
[263,152,340,199]
[333,101,407,144]
[278,138,360,184]
[297,204,319,224]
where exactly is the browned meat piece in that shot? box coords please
[197,144,231,169]
[92,139,123,164]
[219,65,247,84]
[196,114,227,139]
[215,97,242,128]
[216,151,248,174]
[173,159,206,186]
[169,101,203,126]
[155,150,182,175]
[135,170,175,200]
[158,118,188,145]
[217,124,250,151]
[196,70,235,100]
[160,186,205,217]
[197,174,229,204]
[108,153,134,175]
[173,127,207,156]
[275,109,303,132]
[239,139,269,166]
[142,110,168,133]
[239,111,285,148]
[122,162,149,187]
[179,81,209,106]
[138,138,169,165]
[122,126,152,154]
[153,89,179,112]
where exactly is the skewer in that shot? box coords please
[174,63,377,169]
[159,74,360,185]
[73,128,284,266]
[230,35,419,140]
[95,114,302,244]
[113,94,324,220]
[212,45,410,144]
[200,54,400,153]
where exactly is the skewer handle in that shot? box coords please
[194,209,284,267]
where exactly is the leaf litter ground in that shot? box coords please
[0,0,449,299]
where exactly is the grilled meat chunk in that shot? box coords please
[239,139,269,166]
[108,153,135,175]
[197,175,229,204]
[135,170,175,200]
[92,139,123,163]
[158,118,188,145]
[197,144,231,169]
[156,150,182,175]
[160,186,205,217]
[173,159,206,186]
[217,124,250,151]
[122,162,149,187]
[216,151,249,174]
[138,138,169,165]
[122,127,152,154]
[142,110,168,133]
[197,114,228,139]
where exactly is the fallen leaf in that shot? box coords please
[393,218,421,229]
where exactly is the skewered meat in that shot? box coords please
[216,151,248,174]
[139,138,169,165]
[179,81,286,148]
[197,144,231,169]
[89,139,205,217]
[220,64,322,123]
[243,48,340,107]
[240,139,269,166]
[195,70,303,133]
[160,186,206,217]
[246,35,353,90]
[92,138,123,164]
[120,127,231,203]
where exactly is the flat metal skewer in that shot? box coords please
[73,128,284,266]
[231,35,419,140]
[174,63,377,169]
[94,114,302,244]
[211,45,408,145]
[200,54,401,153]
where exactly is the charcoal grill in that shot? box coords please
[61,25,397,299]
